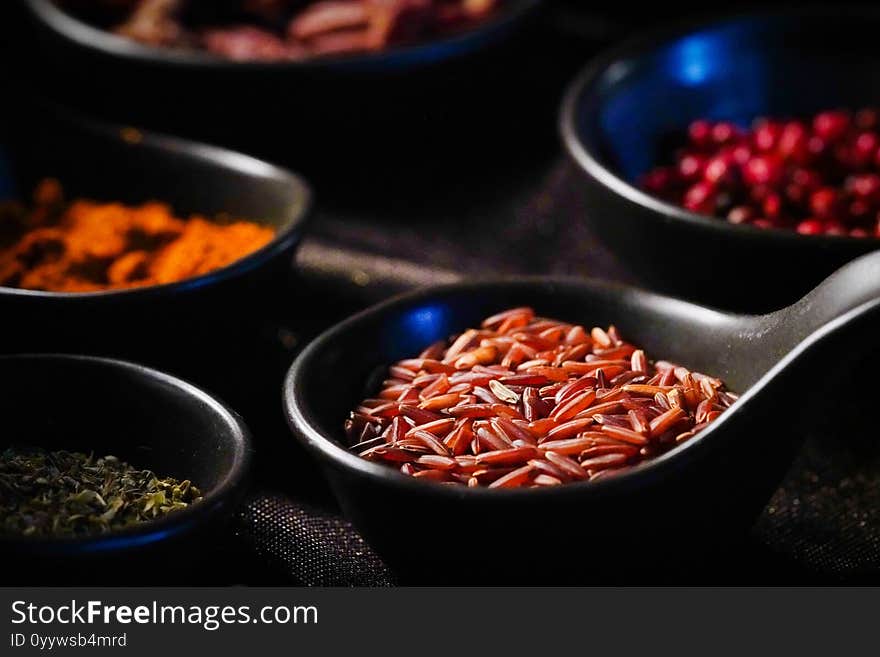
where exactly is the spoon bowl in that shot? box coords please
[284,252,880,583]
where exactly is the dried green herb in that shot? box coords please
[0,447,203,538]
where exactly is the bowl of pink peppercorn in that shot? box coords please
[561,9,880,311]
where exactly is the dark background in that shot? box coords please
[2,1,880,585]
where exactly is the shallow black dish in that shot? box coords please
[0,107,311,359]
[284,252,880,583]
[561,8,880,312]
[0,354,252,584]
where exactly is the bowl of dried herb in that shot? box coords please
[0,354,252,583]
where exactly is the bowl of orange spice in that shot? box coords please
[0,108,311,355]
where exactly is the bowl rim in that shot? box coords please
[0,353,253,552]
[0,113,312,301]
[24,0,542,72]
[558,6,880,247]
[283,276,759,500]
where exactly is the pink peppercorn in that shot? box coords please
[639,107,880,237]
[812,110,850,142]
[797,219,825,235]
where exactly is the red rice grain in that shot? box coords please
[344,307,735,488]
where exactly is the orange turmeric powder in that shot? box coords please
[0,179,276,292]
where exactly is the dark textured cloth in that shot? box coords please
[238,494,395,587]
[755,434,880,580]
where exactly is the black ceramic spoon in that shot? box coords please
[284,251,880,583]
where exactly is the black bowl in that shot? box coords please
[0,106,311,358]
[281,277,866,584]
[0,354,252,584]
[21,1,545,188]
[561,8,880,312]
[25,0,542,73]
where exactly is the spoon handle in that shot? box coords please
[746,250,880,360]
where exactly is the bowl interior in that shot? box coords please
[0,356,246,495]
[574,11,880,183]
[294,281,746,453]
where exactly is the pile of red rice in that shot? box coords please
[345,307,736,488]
